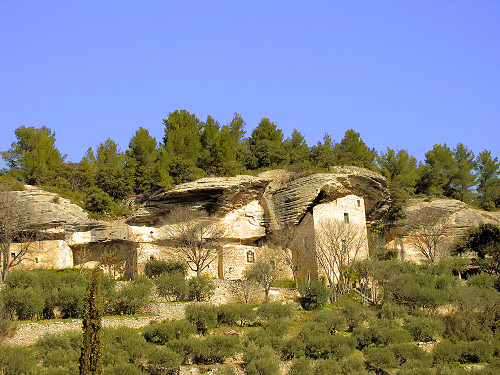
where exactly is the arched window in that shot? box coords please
[246,250,255,263]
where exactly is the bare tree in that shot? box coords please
[165,206,225,278]
[244,253,281,303]
[409,220,447,262]
[268,224,311,285]
[0,191,38,282]
[315,219,367,302]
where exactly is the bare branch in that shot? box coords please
[163,206,226,278]
[409,220,447,262]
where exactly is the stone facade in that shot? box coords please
[2,168,385,281]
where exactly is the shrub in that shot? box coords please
[243,343,280,375]
[185,303,218,334]
[353,320,412,349]
[154,273,188,301]
[397,359,432,375]
[4,269,39,289]
[299,321,331,359]
[314,309,347,333]
[458,340,493,363]
[103,327,148,365]
[146,345,182,375]
[103,362,143,375]
[328,333,357,361]
[433,340,460,364]
[363,346,398,371]
[191,335,240,364]
[379,302,408,320]
[338,299,369,331]
[0,345,38,374]
[256,303,292,321]
[247,319,288,352]
[217,304,255,326]
[57,285,86,318]
[435,364,467,375]
[2,286,45,320]
[281,337,306,360]
[188,276,215,301]
[144,259,187,279]
[289,357,314,375]
[313,359,341,374]
[389,343,430,367]
[299,281,330,310]
[142,320,196,345]
[404,315,444,341]
[467,274,496,289]
[112,277,152,315]
[338,354,369,375]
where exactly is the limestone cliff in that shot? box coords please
[388,198,500,262]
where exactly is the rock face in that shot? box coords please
[2,167,390,277]
[389,198,500,262]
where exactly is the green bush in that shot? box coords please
[247,319,288,352]
[404,314,444,341]
[57,285,86,318]
[299,321,331,359]
[435,364,467,375]
[458,340,494,363]
[467,274,496,289]
[154,273,188,301]
[313,359,341,374]
[363,346,398,371]
[217,304,255,326]
[103,362,143,375]
[389,343,430,367]
[243,343,280,375]
[144,259,187,279]
[433,340,460,364]
[313,309,347,333]
[397,359,432,375]
[142,320,196,345]
[185,303,218,334]
[146,345,182,375]
[379,302,408,320]
[256,303,292,321]
[191,335,240,364]
[2,286,45,320]
[188,276,215,301]
[0,345,38,374]
[4,269,39,289]
[328,333,357,361]
[299,281,330,310]
[112,277,152,315]
[338,299,369,331]
[289,357,314,375]
[103,327,148,365]
[281,337,305,360]
[353,320,412,349]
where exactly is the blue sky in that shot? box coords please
[1,1,499,168]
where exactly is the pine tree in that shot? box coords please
[79,265,103,375]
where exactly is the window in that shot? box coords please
[35,258,39,264]
[344,213,349,224]
[247,250,255,263]
[10,252,16,258]
[269,260,276,270]
[149,256,155,261]
[357,200,361,207]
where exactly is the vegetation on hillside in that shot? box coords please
[0,257,499,374]
[1,110,498,218]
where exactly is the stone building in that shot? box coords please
[2,168,389,281]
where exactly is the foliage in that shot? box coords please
[154,273,188,301]
[243,343,280,375]
[298,281,330,310]
[256,302,292,321]
[144,259,187,279]
[216,303,255,326]
[79,265,103,375]
[185,303,218,334]
[142,320,195,345]
[187,276,215,301]
[110,277,152,315]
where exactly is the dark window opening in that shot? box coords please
[247,251,255,263]
[344,213,349,224]
[149,256,155,261]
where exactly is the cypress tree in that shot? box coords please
[79,265,103,375]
